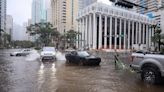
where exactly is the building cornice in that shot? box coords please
[77,2,156,25]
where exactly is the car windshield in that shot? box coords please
[77,51,90,57]
[43,47,55,51]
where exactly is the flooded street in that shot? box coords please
[0,49,164,92]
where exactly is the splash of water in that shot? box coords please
[25,50,66,62]
[25,50,40,61]
[56,52,66,61]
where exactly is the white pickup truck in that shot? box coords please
[40,47,57,61]
[130,51,164,84]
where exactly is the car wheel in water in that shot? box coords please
[141,67,161,84]
[66,60,70,64]
[79,60,84,66]
[16,54,21,56]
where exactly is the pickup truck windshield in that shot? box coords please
[43,47,55,51]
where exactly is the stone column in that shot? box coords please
[152,26,154,46]
[82,17,84,48]
[99,14,102,49]
[89,14,92,48]
[128,20,130,49]
[109,16,112,49]
[76,20,79,48]
[104,15,107,49]
[114,17,117,49]
[119,18,122,49]
[132,21,134,47]
[139,22,141,44]
[93,13,97,49]
[143,24,145,44]
[124,19,126,49]
[85,16,88,48]
[79,19,82,49]
[146,24,149,49]
[136,22,138,44]
[149,25,152,48]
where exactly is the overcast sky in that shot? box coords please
[7,0,109,26]
[7,0,32,25]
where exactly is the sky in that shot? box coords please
[7,0,32,25]
[6,0,109,26]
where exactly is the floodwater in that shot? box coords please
[0,49,164,92]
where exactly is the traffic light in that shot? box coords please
[109,0,147,9]
[115,0,133,8]
[109,0,133,8]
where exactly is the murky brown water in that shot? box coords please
[0,49,164,92]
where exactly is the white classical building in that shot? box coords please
[77,1,156,50]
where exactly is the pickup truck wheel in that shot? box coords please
[141,67,161,84]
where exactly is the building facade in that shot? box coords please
[65,0,79,31]
[0,0,6,46]
[0,0,6,31]
[160,7,164,34]
[6,15,13,35]
[32,0,47,24]
[134,0,161,14]
[51,0,66,33]
[77,2,156,50]
[162,0,164,6]
[133,0,162,27]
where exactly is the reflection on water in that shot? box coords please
[0,55,12,92]
[51,63,56,73]
[0,49,164,92]
[37,62,58,92]
[38,63,44,75]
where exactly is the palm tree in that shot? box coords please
[51,28,60,48]
[0,29,4,47]
[26,22,56,46]
[3,33,11,48]
[65,30,80,48]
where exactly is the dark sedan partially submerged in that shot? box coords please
[65,51,101,66]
